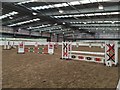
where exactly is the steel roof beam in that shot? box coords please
[44,5,119,16]
[71,24,119,27]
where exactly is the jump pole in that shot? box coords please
[62,41,118,67]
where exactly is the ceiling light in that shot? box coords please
[32,12,37,15]
[41,5,49,9]
[62,3,69,7]
[48,5,54,8]
[63,22,65,24]
[94,13,102,16]
[68,1,80,5]
[87,13,94,16]
[9,17,13,19]
[54,4,64,7]
[68,15,73,17]
[84,22,87,24]
[104,21,110,23]
[112,21,115,24]
[59,10,64,13]
[18,28,21,31]
[98,21,103,23]
[103,31,105,33]
[98,5,104,9]
[116,28,119,30]
[80,0,111,4]
[111,12,119,15]
[102,13,108,15]
[29,27,32,29]
[54,23,57,25]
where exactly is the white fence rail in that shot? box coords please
[0,41,120,48]
[0,41,62,46]
[69,51,105,55]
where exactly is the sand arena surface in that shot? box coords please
[1,46,120,88]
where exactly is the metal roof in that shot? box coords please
[1,0,120,38]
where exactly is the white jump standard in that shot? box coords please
[61,41,118,67]
[3,41,10,50]
[18,42,25,54]
[61,42,72,60]
[3,40,16,50]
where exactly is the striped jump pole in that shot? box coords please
[24,42,54,55]
[62,41,118,67]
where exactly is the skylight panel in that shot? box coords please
[87,13,95,16]
[89,0,98,3]
[64,15,69,17]
[80,0,112,4]
[54,4,64,7]
[27,24,51,30]
[79,14,85,17]
[62,3,69,7]
[111,12,119,15]
[68,1,80,5]
[53,11,119,19]
[42,5,50,9]
[54,3,69,7]
[80,0,91,4]
[68,15,73,17]
[94,13,102,16]
[4,14,11,17]
[73,14,85,17]
[73,15,80,17]
[102,13,108,15]
[48,5,54,8]
[31,7,40,10]
[0,11,18,20]
[8,18,40,27]
[17,0,32,5]
[31,3,69,11]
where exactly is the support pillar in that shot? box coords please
[57,34,59,42]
